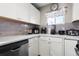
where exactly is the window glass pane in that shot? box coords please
[56,16,64,24]
[47,17,55,25]
[46,10,65,25]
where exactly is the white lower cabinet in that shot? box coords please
[65,39,77,56]
[39,37,64,56]
[50,37,64,56]
[28,37,39,56]
[28,35,78,56]
[39,37,50,56]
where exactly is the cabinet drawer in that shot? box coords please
[40,37,50,41]
[50,37,63,42]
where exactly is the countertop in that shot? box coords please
[0,34,79,46]
[0,34,40,46]
[40,34,79,41]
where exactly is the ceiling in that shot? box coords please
[32,3,50,9]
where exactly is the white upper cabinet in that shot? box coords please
[0,3,17,19]
[72,3,79,22]
[16,3,40,25]
[0,3,40,25]
[29,4,40,25]
[16,3,30,22]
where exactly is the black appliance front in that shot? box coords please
[58,30,65,35]
[41,27,47,34]
[66,29,79,36]
[32,27,39,34]
[0,39,28,56]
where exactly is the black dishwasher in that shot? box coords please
[0,39,28,56]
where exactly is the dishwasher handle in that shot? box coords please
[10,47,20,52]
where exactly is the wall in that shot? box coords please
[40,3,72,26]
[40,3,77,33]
[40,4,50,26]
[65,3,72,23]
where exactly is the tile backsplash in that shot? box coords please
[56,22,79,33]
[1,18,79,36]
[45,21,79,34]
[0,19,35,36]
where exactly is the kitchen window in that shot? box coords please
[55,15,64,24]
[46,9,65,25]
[47,17,55,25]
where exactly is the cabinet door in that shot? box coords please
[0,3,17,19]
[33,7,40,25]
[16,3,30,22]
[72,4,79,22]
[65,40,77,56]
[35,10,40,25]
[29,4,40,25]
[29,4,37,24]
[28,37,39,56]
[50,37,64,56]
[39,37,50,56]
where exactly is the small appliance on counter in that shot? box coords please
[58,30,66,35]
[24,29,32,35]
[51,29,56,34]
[32,27,39,34]
[41,27,47,34]
[66,29,79,36]
[27,29,32,34]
